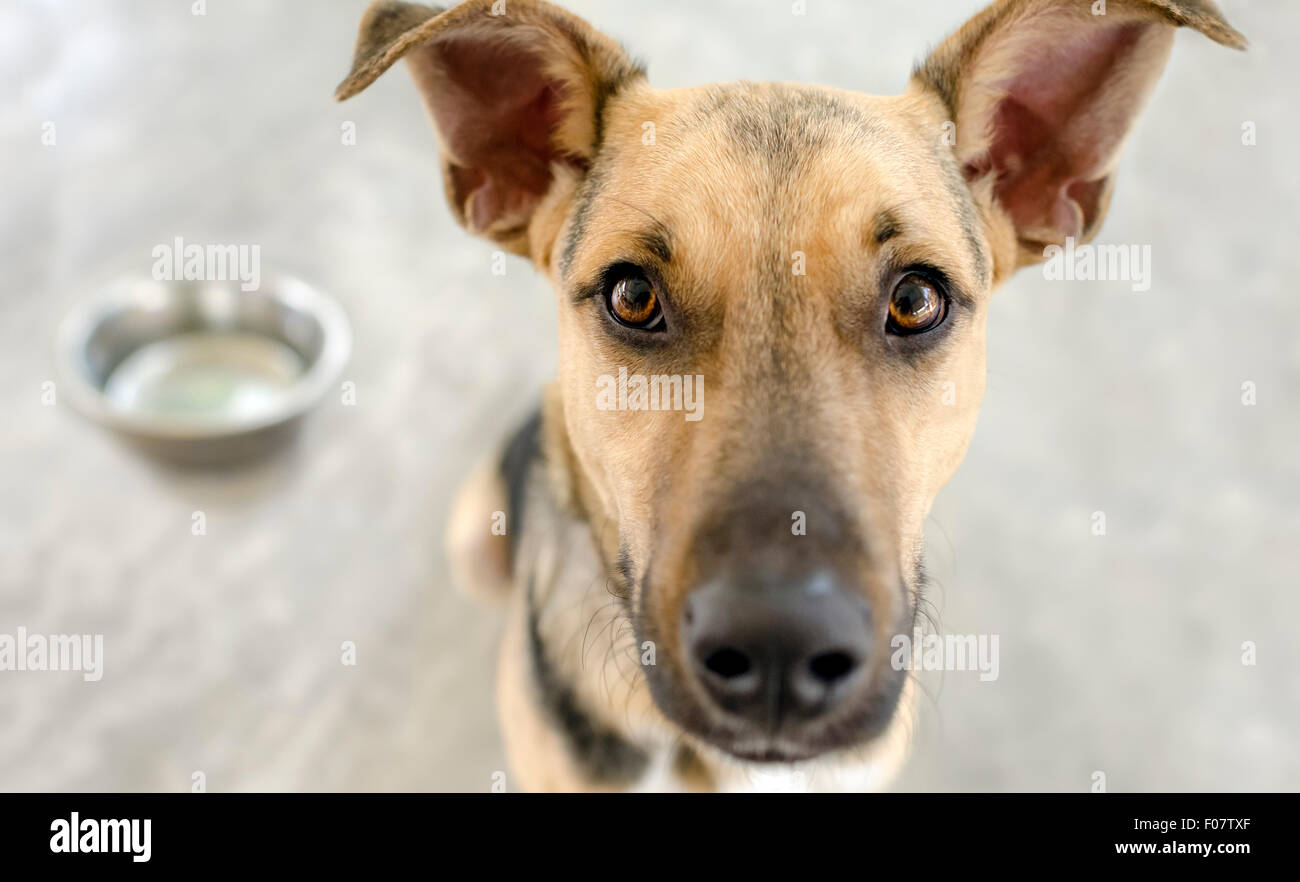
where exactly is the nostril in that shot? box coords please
[703,647,752,680]
[808,650,857,684]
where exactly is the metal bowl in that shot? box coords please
[56,274,351,464]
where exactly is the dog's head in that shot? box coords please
[339,0,1243,763]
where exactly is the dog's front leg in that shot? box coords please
[496,588,646,793]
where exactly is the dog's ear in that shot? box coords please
[914,0,1245,269]
[336,0,643,257]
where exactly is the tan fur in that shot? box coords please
[496,592,621,791]
[445,454,512,601]
[339,0,1244,791]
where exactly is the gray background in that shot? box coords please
[1,0,1295,791]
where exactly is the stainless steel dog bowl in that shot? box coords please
[56,275,351,464]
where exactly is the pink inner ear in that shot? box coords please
[422,34,570,234]
[981,20,1151,245]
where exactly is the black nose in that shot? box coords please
[681,569,873,727]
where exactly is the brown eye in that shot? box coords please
[608,273,664,330]
[887,272,947,335]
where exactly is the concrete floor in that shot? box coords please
[1,0,1296,791]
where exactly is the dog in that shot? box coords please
[337,0,1245,791]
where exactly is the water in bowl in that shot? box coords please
[103,331,305,423]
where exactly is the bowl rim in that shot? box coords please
[54,273,352,441]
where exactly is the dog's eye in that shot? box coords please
[607,272,664,331]
[886,272,947,335]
